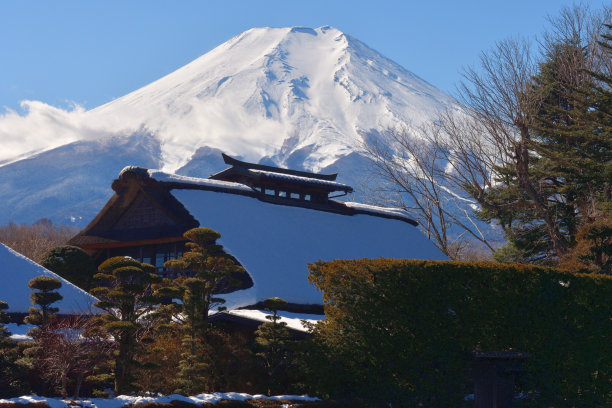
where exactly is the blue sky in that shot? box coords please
[0,1,608,112]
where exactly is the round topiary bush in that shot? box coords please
[184,228,221,245]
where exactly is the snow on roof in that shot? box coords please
[147,169,254,193]
[343,201,414,223]
[169,187,447,309]
[147,169,415,223]
[0,243,101,315]
[222,309,324,333]
[248,169,353,191]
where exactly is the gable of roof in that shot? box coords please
[69,168,199,247]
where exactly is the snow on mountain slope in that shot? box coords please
[0,26,459,226]
[88,26,456,173]
[0,133,162,225]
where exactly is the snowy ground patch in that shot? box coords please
[0,393,319,408]
[5,322,34,342]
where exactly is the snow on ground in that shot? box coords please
[0,393,319,407]
[223,309,324,332]
[5,322,34,342]
[0,243,101,315]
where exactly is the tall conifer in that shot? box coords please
[90,257,161,394]
[162,227,245,394]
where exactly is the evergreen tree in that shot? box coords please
[163,228,244,334]
[590,22,612,218]
[553,22,612,274]
[478,14,611,264]
[173,334,210,395]
[40,245,96,291]
[0,300,25,397]
[254,297,293,395]
[560,217,612,274]
[0,301,11,344]
[24,276,63,337]
[90,256,161,394]
[161,227,246,394]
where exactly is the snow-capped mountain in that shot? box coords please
[0,26,458,226]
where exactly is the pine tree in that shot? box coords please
[24,276,63,337]
[173,334,211,395]
[164,228,244,334]
[588,22,612,218]
[485,17,612,264]
[90,256,161,394]
[161,227,246,394]
[254,297,293,395]
[0,300,23,397]
[557,23,612,274]
[0,301,12,344]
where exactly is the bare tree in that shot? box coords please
[361,37,539,259]
[363,124,496,258]
[364,4,610,262]
[0,219,78,262]
[37,317,112,398]
[455,4,610,260]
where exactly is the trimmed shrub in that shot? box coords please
[40,245,96,290]
[308,259,612,406]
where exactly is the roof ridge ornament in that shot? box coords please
[118,166,151,181]
[219,153,339,181]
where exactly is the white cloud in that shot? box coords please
[0,100,134,164]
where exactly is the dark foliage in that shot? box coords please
[24,276,63,337]
[40,245,96,290]
[308,258,612,406]
[254,297,295,395]
[159,227,247,394]
[89,256,162,394]
[0,301,30,397]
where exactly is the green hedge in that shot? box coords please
[307,259,612,407]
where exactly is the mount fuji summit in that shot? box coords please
[0,26,459,226]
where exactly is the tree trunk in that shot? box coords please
[73,373,83,399]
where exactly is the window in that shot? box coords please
[106,243,185,278]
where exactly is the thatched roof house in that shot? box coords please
[69,154,446,311]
